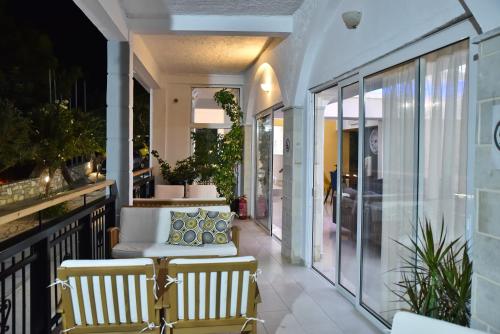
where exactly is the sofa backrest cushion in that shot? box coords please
[120,206,230,243]
[155,185,184,199]
[186,184,219,198]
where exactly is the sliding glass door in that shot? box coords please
[312,39,469,327]
[255,107,285,238]
[312,86,339,283]
[361,61,418,322]
[255,112,272,231]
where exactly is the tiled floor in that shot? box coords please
[234,219,381,334]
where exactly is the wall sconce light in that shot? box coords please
[342,11,362,29]
[260,83,272,93]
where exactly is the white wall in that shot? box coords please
[245,0,469,110]
[162,74,245,166]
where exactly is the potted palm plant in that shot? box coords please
[392,220,472,326]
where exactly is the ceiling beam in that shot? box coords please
[126,15,293,36]
[73,0,128,41]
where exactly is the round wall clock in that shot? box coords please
[495,121,500,151]
[369,128,378,155]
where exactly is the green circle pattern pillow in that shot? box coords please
[167,210,207,246]
[200,210,235,244]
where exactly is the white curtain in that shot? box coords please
[378,61,418,320]
[376,40,469,322]
[421,40,469,239]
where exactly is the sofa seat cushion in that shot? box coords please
[112,241,238,258]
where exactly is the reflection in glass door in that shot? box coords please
[272,110,284,239]
[338,82,360,296]
[255,113,272,231]
[312,86,339,283]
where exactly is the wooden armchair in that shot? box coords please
[56,258,163,333]
[162,256,261,334]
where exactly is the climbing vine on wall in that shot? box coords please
[213,89,244,204]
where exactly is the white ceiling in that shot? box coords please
[121,0,304,18]
[141,35,269,74]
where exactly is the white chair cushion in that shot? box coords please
[170,256,255,265]
[169,256,256,321]
[60,258,153,267]
[112,241,238,258]
[392,312,486,334]
[120,206,230,244]
[59,258,155,326]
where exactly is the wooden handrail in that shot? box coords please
[132,167,153,177]
[0,180,115,226]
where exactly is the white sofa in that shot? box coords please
[110,205,239,259]
[392,312,486,334]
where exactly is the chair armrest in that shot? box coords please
[231,225,241,255]
[107,227,120,250]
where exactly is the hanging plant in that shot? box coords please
[213,89,244,204]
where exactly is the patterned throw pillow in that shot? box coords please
[167,210,206,246]
[200,210,235,244]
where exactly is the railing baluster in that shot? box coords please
[11,257,15,334]
[78,213,92,260]
[1,261,6,334]
[30,238,51,334]
[22,251,26,334]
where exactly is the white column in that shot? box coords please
[282,106,306,264]
[106,41,133,211]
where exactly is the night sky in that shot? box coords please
[4,0,107,113]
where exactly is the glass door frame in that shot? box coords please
[254,103,284,238]
[335,75,362,304]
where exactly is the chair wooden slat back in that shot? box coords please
[57,259,160,333]
[165,256,259,333]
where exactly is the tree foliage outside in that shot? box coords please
[30,100,104,194]
[0,99,32,173]
[0,1,106,192]
[392,220,472,326]
[191,128,220,182]
[133,80,150,150]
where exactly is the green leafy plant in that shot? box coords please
[212,89,244,204]
[392,220,472,326]
[151,151,198,185]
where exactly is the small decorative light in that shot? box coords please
[342,11,362,29]
[44,175,50,183]
[260,83,272,93]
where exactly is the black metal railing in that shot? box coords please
[0,189,116,334]
[133,168,155,199]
